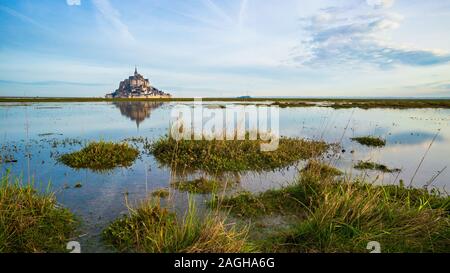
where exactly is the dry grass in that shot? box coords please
[102,198,254,253]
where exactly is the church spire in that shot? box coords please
[134,66,138,75]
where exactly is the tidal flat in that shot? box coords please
[1,101,449,252]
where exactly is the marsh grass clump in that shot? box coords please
[102,199,253,253]
[330,99,450,109]
[351,136,386,147]
[58,141,139,171]
[381,185,450,212]
[0,154,17,164]
[209,186,309,218]
[279,182,450,252]
[208,160,450,252]
[301,160,343,177]
[270,101,315,108]
[151,188,170,198]
[151,136,328,173]
[171,178,233,194]
[3,98,449,109]
[354,161,401,173]
[0,173,77,253]
[270,168,450,253]
[211,161,342,218]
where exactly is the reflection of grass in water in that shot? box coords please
[102,198,254,253]
[171,177,235,194]
[151,136,328,173]
[354,161,401,173]
[351,136,386,147]
[0,172,78,252]
[58,141,139,172]
[210,160,450,253]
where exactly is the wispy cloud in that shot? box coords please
[290,1,450,68]
[0,5,52,33]
[92,0,134,41]
[238,0,249,28]
[0,80,108,87]
[202,0,234,25]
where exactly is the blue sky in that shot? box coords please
[0,0,449,97]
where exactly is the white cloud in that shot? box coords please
[366,0,395,9]
[66,0,81,6]
[290,3,450,68]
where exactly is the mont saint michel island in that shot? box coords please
[106,67,171,98]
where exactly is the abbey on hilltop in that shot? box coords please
[106,67,171,98]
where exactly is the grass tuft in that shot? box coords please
[209,160,450,252]
[211,161,342,218]
[172,178,233,194]
[351,136,386,147]
[151,136,328,173]
[0,173,77,253]
[151,188,170,198]
[270,167,450,253]
[301,160,343,177]
[354,161,401,173]
[58,141,139,172]
[103,198,253,253]
[209,187,308,218]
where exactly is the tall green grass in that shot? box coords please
[210,160,450,252]
[102,198,254,253]
[0,172,77,253]
[275,164,450,253]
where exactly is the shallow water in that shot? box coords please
[1,101,449,252]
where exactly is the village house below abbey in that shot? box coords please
[106,67,171,98]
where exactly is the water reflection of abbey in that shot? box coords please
[113,101,163,127]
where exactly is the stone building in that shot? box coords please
[106,67,171,98]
